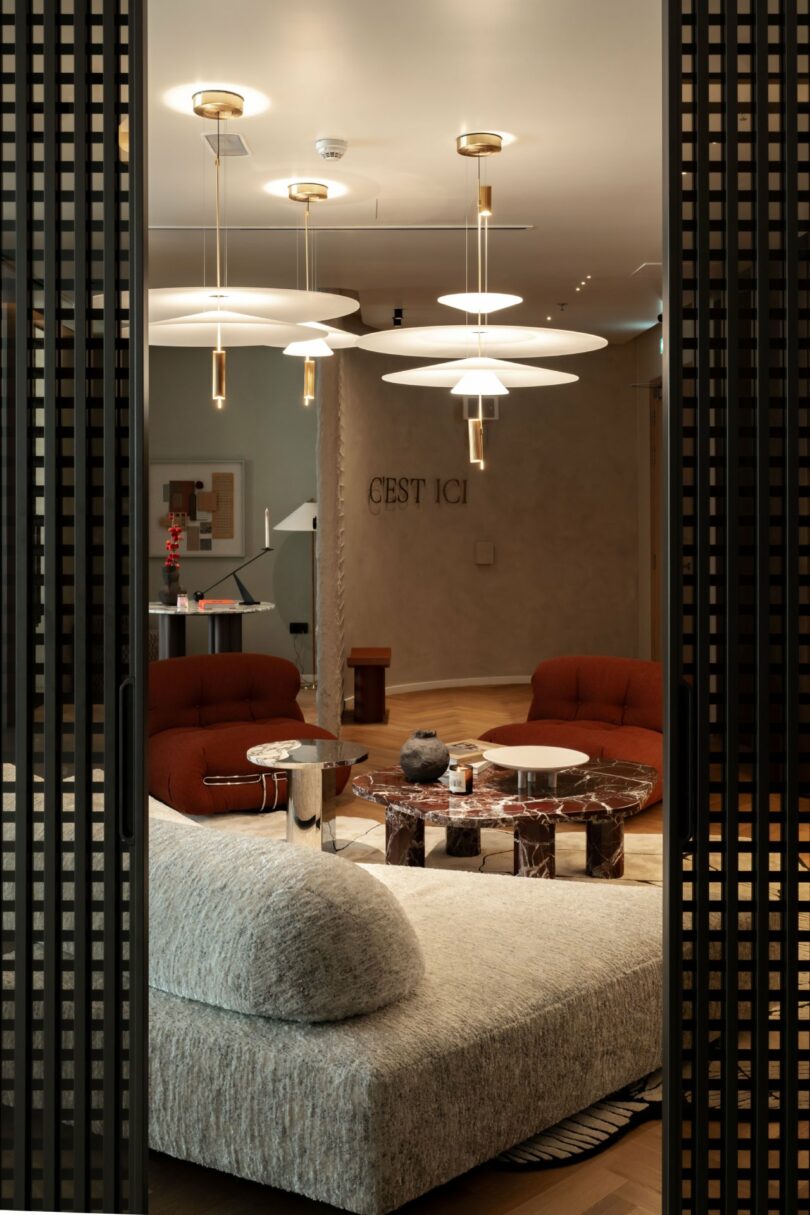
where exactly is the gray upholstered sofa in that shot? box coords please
[148,817,662,1215]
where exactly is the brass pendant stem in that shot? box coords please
[304,198,311,293]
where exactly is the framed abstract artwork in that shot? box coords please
[149,458,245,558]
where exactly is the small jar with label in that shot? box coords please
[448,763,473,795]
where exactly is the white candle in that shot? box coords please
[264,507,271,549]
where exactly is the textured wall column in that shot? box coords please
[315,351,346,733]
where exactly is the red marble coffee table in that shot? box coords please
[352,758,657,879]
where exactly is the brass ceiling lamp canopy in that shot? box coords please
[456,131,503,157]
[192,89,245,120]
[287,181,329,203]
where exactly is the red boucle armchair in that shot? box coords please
[149,653,347,815]
[482,655,663,808]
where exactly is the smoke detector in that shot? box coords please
[315,137,348,161]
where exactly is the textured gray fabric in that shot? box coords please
[150,853,662,1214]
[149,819,424,1022]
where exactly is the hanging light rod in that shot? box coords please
[149,223,534,232]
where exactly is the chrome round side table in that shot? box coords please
[247,739,368,852]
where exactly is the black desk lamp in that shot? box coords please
[193,507,274,604]
[192,546,273,605]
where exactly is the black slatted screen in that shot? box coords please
[664,1,809,1211]
[0,1,147,1210]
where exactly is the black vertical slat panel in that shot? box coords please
[11,4,32,1208]
[71,3,91,1206]
[101,0,121,1205]
[693,6,711,1207]
[780,3,799,1210]
[1,1,147,1209]
[751,7,771,1210]
[41,1,61,1207]
[665,3,810,1212]
[721,0,740,1199]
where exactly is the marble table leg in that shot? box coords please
[445,824,482,857]
[513,820,556,878]
[385,808,425,867]
[586,818,625,879]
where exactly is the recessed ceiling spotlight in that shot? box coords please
[164,82,270,117]
[575,286,581,292]
[546,315,552,321]
[264,176,348,200]
[586,275,592,279]
[580,280,586,286]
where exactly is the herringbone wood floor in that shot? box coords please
[150,685,663,1215]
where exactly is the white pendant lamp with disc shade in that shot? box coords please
[141,89,360,409]
[381,357,579,390]
[360,132,603,468]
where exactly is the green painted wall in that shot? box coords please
[148,345,317,668]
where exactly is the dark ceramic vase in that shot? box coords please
[399,730,450,783]
[159,566,180,607]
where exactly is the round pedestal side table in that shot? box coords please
[247,739,368,853]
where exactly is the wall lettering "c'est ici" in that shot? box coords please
[367,476,468,507]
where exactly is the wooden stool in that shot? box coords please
[347,647,391,724]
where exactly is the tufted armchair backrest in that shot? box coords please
[148,652,304,737]
[528,655,663,733]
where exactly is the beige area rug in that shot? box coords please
[151,800,664,886]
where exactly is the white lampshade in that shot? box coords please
[283,338,334,358]
[96,287,361,325]
[438,291,522,315]
[147,319,313,348]
[275,501,317,532]
[301,321,359,350]
[357,324,607,359]
[450,369,509,396]
[146,286,359,324]
[382,356,579,390]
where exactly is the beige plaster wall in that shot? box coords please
[339,340,647,692]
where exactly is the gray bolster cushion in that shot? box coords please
[149,819,425,1022]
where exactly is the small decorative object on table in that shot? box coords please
[159,514,184,606]
[399,730,449,783]
[448,763,474,795]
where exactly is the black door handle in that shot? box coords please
[118,675,136,842]
[678,677,696,854]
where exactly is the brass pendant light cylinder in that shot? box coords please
[478,184,493,217]
[212,349,227,402]
[303,357,316,404]
[468,416,485,467]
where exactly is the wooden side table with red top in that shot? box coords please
[347,647,391,723]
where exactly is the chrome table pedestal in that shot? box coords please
[246,739,369,852]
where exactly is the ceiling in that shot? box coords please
[148,0,662,343]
